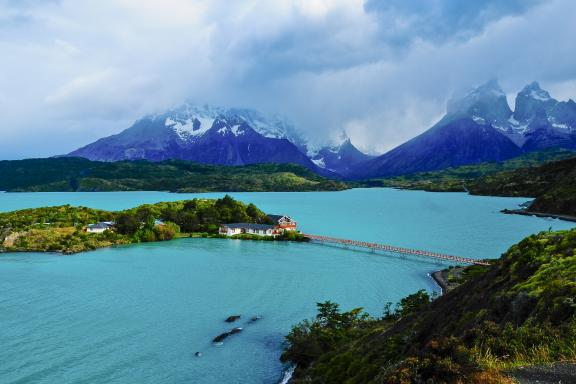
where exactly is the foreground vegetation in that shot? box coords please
[282,228,576,383]
[0,196,275,253]
[0,157,348,192]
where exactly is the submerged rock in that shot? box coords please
[225,315,241,323]
[213,327,243,343]
[213,333,228,343]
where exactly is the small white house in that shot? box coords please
[87,221,115,234]
[219,223,276,237]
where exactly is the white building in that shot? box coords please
[219,223,276,237]
[86,221,115,234]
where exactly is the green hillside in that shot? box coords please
[468,156,576,217]
[355,149,576,217]
[0,157,348,192]
[354,148,576,192]
[282,228,576,383]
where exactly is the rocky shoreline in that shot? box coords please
[430,270,448,294]
[501,208,576,223]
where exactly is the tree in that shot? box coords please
[246,203,261,221]
[135,206,153,223]
[183,199,198,211]
[316,301,341,328]
[153,222,180,240]
[198,206,219,225]
[216,194,235,209]
[396,290,431,318]
[177,211,199,232]
[115,214,140,235]
[231,208,250,223]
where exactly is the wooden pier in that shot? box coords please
[303,233,491,266]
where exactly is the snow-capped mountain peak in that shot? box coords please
[447,79,512,130]
[523,81,552,102]
[310,134,373,174]
[68,103,324,173]
[442,80,576,150]
[150,103,308,149]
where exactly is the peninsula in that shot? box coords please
[0,196,304,254]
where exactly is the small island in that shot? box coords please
[0,195,305,254]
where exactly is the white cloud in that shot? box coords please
[0,0,574,159]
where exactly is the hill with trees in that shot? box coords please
[358,149,576,217]
[0,157,348,192]
[282,228,576,383]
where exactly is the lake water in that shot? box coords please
[0,189,573,383]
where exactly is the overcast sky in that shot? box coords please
[1,0,575,159]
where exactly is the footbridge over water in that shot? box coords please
[303,234,491,266]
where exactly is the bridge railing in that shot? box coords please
[303,234,491,266]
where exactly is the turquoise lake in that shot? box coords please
[0,189,574,383]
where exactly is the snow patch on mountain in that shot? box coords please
[552,122,570,131]
[530,89,551,101]
[158,103,307,150]
[311,157,326,169]
[472,115,486,124]
[217,124,246,136]
[166,116,215,140]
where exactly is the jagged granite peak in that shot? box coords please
[513,81,558,122]
[347,79,576,179]
[67,104,322,172]
[446,78,512,130]
[310,133,374,175]
[443,80,575,149]
[509,81,576,149]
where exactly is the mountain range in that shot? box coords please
[67,81,576,180]
[351,80,576,178]
[68,105,323,172]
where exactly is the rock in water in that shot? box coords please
[213,327,243,343]
[225,315,241,323]
[229,327,242,335]
[213,332,229,343]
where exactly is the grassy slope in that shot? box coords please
[0,157,348,192]
[282,228,576,383]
